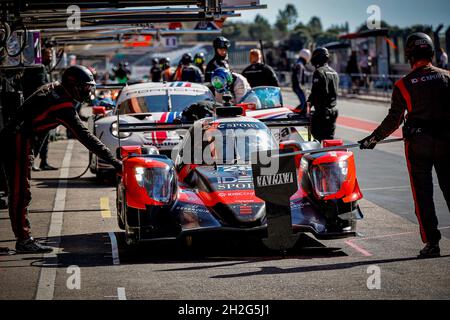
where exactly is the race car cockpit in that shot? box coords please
[177,118,277,169]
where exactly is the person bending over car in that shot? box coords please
[0,65,122,254]
[211,68,251,105]
[359,33,450,259]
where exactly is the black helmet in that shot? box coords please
[405,32,434,61]
[152,57,159,65]
[194,52,205,64]
[213,36,231,50]
[181,53,193,65]
[62,65,96,103]
[160,57,171,65]
[311,47,330,67]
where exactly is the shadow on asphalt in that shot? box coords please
[1,232,348,269]
[116,233,348,265]
[34,177,116,189]
[2,232,449,277]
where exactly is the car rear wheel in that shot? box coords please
[116,187,125,230]
[120,191,139,247]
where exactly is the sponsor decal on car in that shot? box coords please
[255,172,295,187]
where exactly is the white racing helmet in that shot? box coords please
[299,49,312,63]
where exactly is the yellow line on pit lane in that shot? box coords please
[100,197,112,218]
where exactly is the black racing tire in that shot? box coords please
[121,191,139,247]
[116,187,125,230]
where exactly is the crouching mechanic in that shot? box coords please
[307,47,339,142]
[211,68,251,105]
[359,33,450,258]
[0,65,122,253]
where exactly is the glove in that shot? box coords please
[112,159,123,173]
[358,133,380,150]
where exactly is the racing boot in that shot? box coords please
[16,237,53,254]
[418,242,440,259]
[0,247,11,256]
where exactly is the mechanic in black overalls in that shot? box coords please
[150,58,162,82]
[180,53,203,83]
[307,47,339,142]
[359,33,450,259]
[194,52,206,76]
[0,66,122,253]
[242,48,280,88]
[205,36,231,83]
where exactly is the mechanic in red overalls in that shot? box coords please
[359,33,450,258]
[0,65,122,253]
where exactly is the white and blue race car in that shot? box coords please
[88,82,215,179]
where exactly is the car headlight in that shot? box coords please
[310,161,348,198]
[135,166,177,204]
[110,122,132,138]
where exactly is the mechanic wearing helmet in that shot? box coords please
[150,57,162,82]
[307,47,339,142]
[292,49,312,113]
[205,36,231,83]
[160,57,173,82]
[242,48,280,88]
[211,67,251,105]
[180,53,204,83]
[194,52,206,75]
[359,33,450,259]
[0,65,122,253]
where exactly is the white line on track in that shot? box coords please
[117,287,127,300]
[108,232,120,265]
[36,140,74,300]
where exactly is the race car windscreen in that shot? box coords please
[203,122,277,165]
[240,87,283,109]
[117,92,215,114]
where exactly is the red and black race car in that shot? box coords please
[115,107,363,247]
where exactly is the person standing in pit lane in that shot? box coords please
[194,52,206,76]
[149,57,162,82]
[359,33,450,259]
[160,57,174,82]
[292,49,312,114]
[205,36,231,83]
[0,65,122,254]
[32,47,58,172]
[242,48,280,88]
[307,47,339,142]
[180,53,204,83]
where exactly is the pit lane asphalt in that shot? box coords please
[0,94,449,300]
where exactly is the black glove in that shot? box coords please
[358,133,380,150]
[112,159,123,172]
